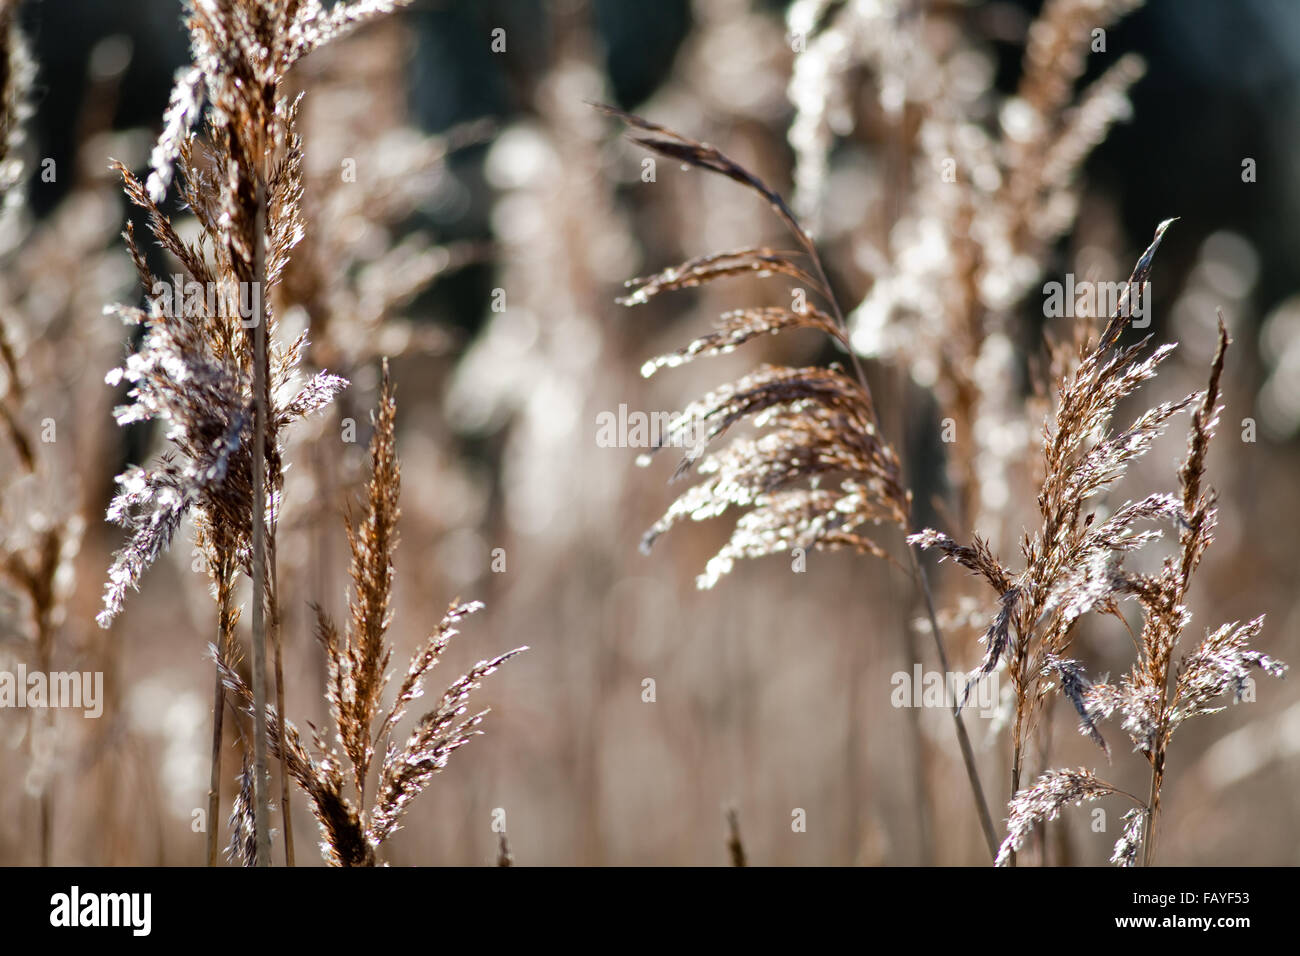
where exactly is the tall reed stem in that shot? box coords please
[896,612,935,863]
[802,232,997,863]
[907,543,998,860]
[1143,756,1163,867]
[883,367,934,864]
[249,180,272,866]
[35,603,54,865]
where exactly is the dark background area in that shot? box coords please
[19,0,1300,355]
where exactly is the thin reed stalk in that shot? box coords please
[222,365,526,866]
[94,0,420,867]
[802,160,997,859]
[907,545,998,858]
[600,104,997,861]
[249,181,272,865]
[205,558,233,866]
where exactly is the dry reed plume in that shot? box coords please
[600,103,999,858]
[220,365,526,866]
[95,0,449,863]
[911,223,1287,865]
[989,317,1286,866]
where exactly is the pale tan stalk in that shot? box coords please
[249,181,272,866]
[206,561,233,866]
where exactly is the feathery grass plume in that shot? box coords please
[914,220,1179,858]
[926,256,1287,866]
[333,357,399,801]
[789,0,1147,536]
[600,103,998,859]
[784,0,861,233]
[221,366,525,865]
[1110,808,1145,866]
[1078,319,1286,865]
[227,750,259,866]
[601,103,905,580]
[911,221,1187,822]
[99,0,418,864]
[0,0,35,472]
[0,0,34,215]
[995,768,1140,867]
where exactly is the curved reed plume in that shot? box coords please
[599,104,998,858]
[220,365,526,866]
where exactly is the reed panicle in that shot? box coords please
[0,0,33,216]
[1079,318,1286,865]
[98,0,421,864]
[789,0,1149,535]
[913,223,1286,865]
[221,364,526,866]
[600,103,908,578]
[994,767,1132,867]
[600,103,998,858]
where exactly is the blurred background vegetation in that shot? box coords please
[1,0,1297,865]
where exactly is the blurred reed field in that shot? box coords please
[0,0,1298,867]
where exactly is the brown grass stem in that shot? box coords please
[249,179,272,866]
[906,543,998,861]
[795,167,997,864]
[206,563,231,866]
[269,546,294,865]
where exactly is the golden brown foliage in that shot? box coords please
[222,368,525,866]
